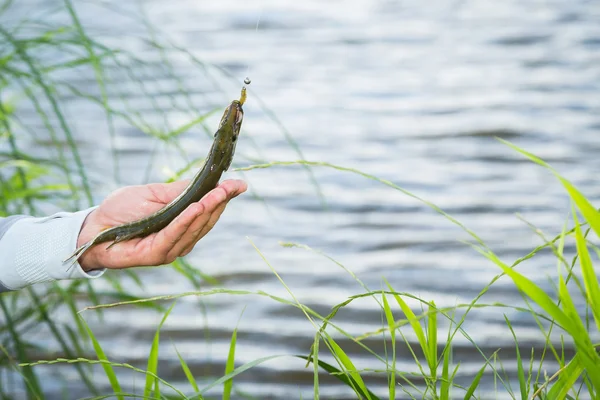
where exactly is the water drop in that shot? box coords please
[244,77,251,85]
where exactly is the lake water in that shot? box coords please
[2,0,600,398]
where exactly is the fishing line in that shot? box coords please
[242,7,262,88]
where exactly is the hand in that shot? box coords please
[76,179,247,272]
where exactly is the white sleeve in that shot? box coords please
[0,207,106,293]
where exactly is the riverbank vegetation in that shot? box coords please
[0,2,598,399]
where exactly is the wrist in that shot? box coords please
[0,207,105,291]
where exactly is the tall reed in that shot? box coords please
[0,2,597,399]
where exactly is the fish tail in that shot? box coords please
[63,238,95,271]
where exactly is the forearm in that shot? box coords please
[0,207,105,293]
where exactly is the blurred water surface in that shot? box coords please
[3,0,600,398]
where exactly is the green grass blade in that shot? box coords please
[237,161,488,249]
[174,345,199,393]
[481,251,573,332]
[504,315,527,400]
[41,50,117,72]
[427,301,438,380]
[0,296,42,399]
[440,344,451,400]
[463,363,487,400]
[385,281,429,361]
[224,309,245,400]
[28,287,98,395]
[19,356,185,397]
[0,26,93,206]
[526,348,534,399]
[223,328,237,400]
[496,138,552,169]
[55,283,91,338]
[144,301,176,399]
[557,274,600,387]
[81,317,123,400]
[63,0,120,183]
[312,335,320,400]
[154,376,160,399]
[573,210,600,329]
[297,356,381,400]
[197,355,284,396]
[499,138,600,240]
[327,336,371,400]
[10,75,79,202]
[164,109,219,140]
[546,354,583,400]
[560,179,600,240]
[0,101,34,214]
[382,293,396,400]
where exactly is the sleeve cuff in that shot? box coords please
[0,207,106,291]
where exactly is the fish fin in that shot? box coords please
[106,232,135,250]
[106,237,121,250]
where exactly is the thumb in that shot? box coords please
[147,179,192,203]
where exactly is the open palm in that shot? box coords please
[76,179,247,271]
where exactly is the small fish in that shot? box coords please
[64,81,250,265]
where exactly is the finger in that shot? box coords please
[217,179,248,198]
[164,208,214,260]
[173,181,240,245]
[118,179,247,265]
[146,179,192,204]
[175,179,246,257]
[184,188,229,237]
[194,198,230,241]
[150,201,206,264]
[178,180,246,256]
[164,185,230,259]
[180,201,229,256]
